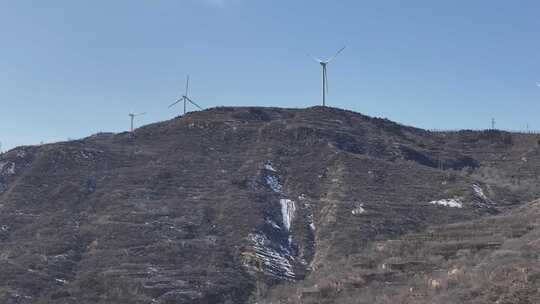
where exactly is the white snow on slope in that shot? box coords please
[266,219,281,230]
[248,233,295,279]
[264,162,277,172]
[429,198,463,208]
[264,161,283,193]
[265,175,282,193]
[307,210,316,231]
[0,162,15,176]
[472,184,488,201]
[300,198,316,231]
[352,203,366,215]
[280,199,296,231]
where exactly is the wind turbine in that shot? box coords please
[310,46,346,107]
[169,75,203,115]
[129,111,146,132]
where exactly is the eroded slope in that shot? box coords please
[0,106,538,303]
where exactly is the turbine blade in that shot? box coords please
[186,97,203,110]
[135,112,146,116]
[326,46,346,63]
[309,54,323,63]
[168,99,182,108]
[537,82,540,87]
[185,75,190,96]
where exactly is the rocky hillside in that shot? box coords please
[1,106,539,304]
[265,199,540,304]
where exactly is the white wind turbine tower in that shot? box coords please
[128,111,146,132]
[169,75,203,115]
[310,46,346,107]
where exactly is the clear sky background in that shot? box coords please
[1,1,540,150]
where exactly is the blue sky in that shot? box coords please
[1,1,540,150]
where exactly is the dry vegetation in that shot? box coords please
[0,106,539,303]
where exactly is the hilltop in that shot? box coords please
[1,106,539,303]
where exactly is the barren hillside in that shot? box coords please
[1,106,539,303]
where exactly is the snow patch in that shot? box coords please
[80,151,94,159]
[16,150,26,158]
[263,161,281,192]
[264,161,277,172]
[472,184,488,201]
[301,199,316,231]
[266,219,281,230]
[307,209,316,231]
[429,198,463,208]
[472,184,495,208]
[247,233,296,279]
[352,203,366,215]
[280,199,296,231]
[52,254,68,260]
[0,162,15,176]
[265,175,282,193]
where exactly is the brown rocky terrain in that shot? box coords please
[265,199,540,304]
[1,106,539,303]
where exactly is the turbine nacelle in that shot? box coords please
[128,112,146,132]
[129,112,145,117]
